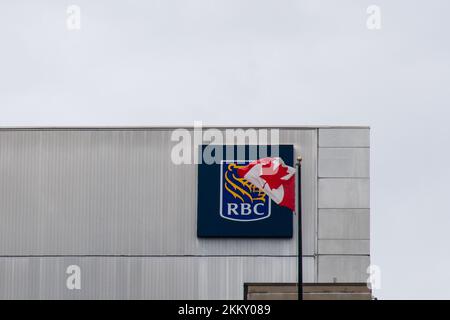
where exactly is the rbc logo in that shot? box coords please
[220,161,271,222]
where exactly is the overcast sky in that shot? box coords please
[1,0,450,299]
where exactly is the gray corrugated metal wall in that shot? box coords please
[0,127,369,299]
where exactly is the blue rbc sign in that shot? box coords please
[197,145,293,238]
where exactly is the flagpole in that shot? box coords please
[296,156,303,301]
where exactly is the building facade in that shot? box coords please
[0,126,370,299]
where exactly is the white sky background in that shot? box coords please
[1,0,450,299]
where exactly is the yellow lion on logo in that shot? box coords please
[224,163,266,203]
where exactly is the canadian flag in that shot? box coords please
[237,157,296,212]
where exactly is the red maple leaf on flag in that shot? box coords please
[260,161,289,190]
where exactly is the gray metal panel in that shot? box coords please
[318,209,370,240]
[318,256,369,283]
[318,148,369,178]
[314,128,370,284]
[318,240,369,255]
[0,129,317,256]
[318,129,370,147]
[0,256,314,299]
[318,179,369,209]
